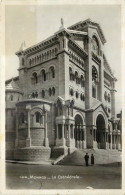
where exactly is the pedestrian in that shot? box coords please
[84,153,89,166]
[91,154,94,165]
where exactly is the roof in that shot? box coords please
[6,79,23,94]
[68,18,106,44]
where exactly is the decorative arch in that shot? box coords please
[94,111,107,128]
[48,66,55,79]
[31,107,44,115]
[41,69,46,81]
[32,72,38,84]
[92,34,101,55]
[74,111,85,124]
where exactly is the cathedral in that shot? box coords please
[5,19,121,161]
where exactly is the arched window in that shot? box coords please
[108,108,111,113]
[92,36,99,55]
[104,92,107,101]
[36,112,40,123]
[32,72,38,84]
[35,92,38,98]
[49,67,55,78]
[82,94,85,101]
[108,94,110,102]
[49,88,52,96]
[80,94,85,101]
[81,75,85,87]
[10,95,13,101]
[69,88,74,96]
[41,70,46,81]
[32,92,35,98]
[76,91,79,99]
[75,71,79,84]
[52,87,55,96]
[41,90,45,98]
[92,66,98,82]
[92,86,96,98]
[69,67,73,81]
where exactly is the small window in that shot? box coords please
[41,90,45,98]
[52,87,55,96]
[92,87,96,98]
[35,92,38,98]
[10,95,13,101]
[50,67,55,78]
[32,72,38,84]
[49,88,52,96]
[108,108,110,113]
[108,94,110,102]
[70,88,74,96]
[76,91,79,99]
[41,70,46,81]
[32,92,35,98]
[82,94,85,101]
[36,112,40,123]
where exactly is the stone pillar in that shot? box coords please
[73,125,74,139]
[26,109,31,147]
[68,124,70,139]
[111,86,116,118]
[99,55,105,103]
[15,112,19,147]
[110,133,112,149]
[44,111,49,147]
[56,124,58,139]
[62,124,65,146]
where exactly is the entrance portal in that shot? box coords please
[96,114,105,149]
[74,114,84,148]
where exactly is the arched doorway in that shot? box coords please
[74,114,84,148]
[96,114,105,149]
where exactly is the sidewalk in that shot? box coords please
[6,159,54,165]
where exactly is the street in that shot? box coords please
[6,162,121,189]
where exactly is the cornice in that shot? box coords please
[68,39,88,60]
[91,51,101,65]
[68,19,106,45]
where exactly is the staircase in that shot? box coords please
[57,149,122,166]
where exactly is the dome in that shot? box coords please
[6,79,23,94]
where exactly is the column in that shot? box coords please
[83,126,86,149]
[62,124,65,146]
[26,109,31,147]
[56,124,58,139]
[95,130,96,141]
[68,124,70,139]
[44,111,49,147]
[110,133,112,149]
[73,125,74,139]
[114,135,115,149]
[15,112,19,147]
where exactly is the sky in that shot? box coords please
[5,4,122,114]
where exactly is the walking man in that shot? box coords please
[91,154,94,165]
[84,153,89,166]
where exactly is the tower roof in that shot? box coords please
[6,79,23,94]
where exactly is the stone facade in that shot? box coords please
[5,19,122,161]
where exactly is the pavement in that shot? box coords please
[6,162,122,189]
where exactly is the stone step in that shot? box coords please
[58,149,122,165]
